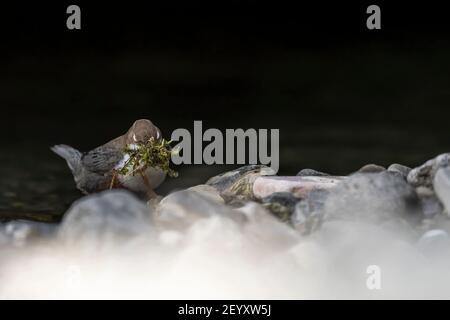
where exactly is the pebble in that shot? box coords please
[357,164,386,174]
[253,175,344,199]
[387,163,411,179]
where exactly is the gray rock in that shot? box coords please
[358,164,386,174]
[408,153,450,188]
[434,167,450,214]
[261,192,300,222]
[206,165,276,202]
[387,164,411,179]
[291,189,329,234]
[297,169,329,177]
[59,190,153,246]
[323,172,421,224]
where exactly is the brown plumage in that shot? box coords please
[51,119,166,198]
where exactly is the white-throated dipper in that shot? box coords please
[51,119,166,198]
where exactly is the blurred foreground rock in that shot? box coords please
[408,153,450,188]
[59,190,153,246]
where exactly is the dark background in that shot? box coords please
[0,1,449,215]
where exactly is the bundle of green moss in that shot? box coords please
[112,137,178,186]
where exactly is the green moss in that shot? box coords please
[111,138,178,188]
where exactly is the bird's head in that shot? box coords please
[126,119,162,144]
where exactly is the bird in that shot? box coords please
[51,119,166,198]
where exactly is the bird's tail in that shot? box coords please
[51,144,82,174]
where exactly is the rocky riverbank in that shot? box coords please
[2,154,450,298]
[4,153,450,250]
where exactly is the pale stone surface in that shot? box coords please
[187,184,224,204]
[358,164,386,173]
[434,167,450,214]
[156,189,245,231]
[58,190,153,246]
[252,176,344,199]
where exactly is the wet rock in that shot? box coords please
[408,153,450,188]
[388,164,411,179]
[156,189,245,230]
[253,176,343,199]
[59,190,153,246]
[291,189,329,235]
[206,165,276,202]
[297,169,329,177]
[358,164,386,174]
[323,172,421,224]
[261,192,300,222]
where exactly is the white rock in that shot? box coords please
[434,167,450,213]
[58,190,153,247]
[252,176,344,199]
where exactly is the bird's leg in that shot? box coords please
[139,170,158,199]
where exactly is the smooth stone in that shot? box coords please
[358,164,386,173]
[253,176,344,199]
[433,167,450,214]
[387,163,411,179]
[296,169,329,177]
[261,192,301,222]
[187,184,225,204]
[234,201,300,250]
[417,229,450,257]
[408,153,450,188]
[323,172,421,224]
[206,165,276,202]
[58,190,153,246]
[156,189,245,230]
[291,189,329,235]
